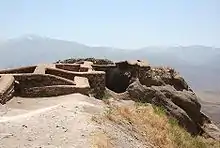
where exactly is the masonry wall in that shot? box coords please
[55,64,80,72]
[12,74,75,88]
[79,67,89,72]
[5,74,75,97]
[92,64,116,72]
[45,68,106,98]
[19,85,90,97]
[0,66,37,74]
[0,73,91,99]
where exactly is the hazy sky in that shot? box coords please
[0,0,219,48]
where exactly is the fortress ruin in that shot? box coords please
[1,58,220,140]
[0,59,150,104]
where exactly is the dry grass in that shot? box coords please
[90,131,113,148]
[104,103,220,148]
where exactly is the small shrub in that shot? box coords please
[152,105,166,116]
[101,91,112,101]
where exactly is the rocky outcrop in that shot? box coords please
[101,60,220,140]
[127,78,220,140]
[139,66,191,91]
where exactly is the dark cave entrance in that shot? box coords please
[105,67,131,93]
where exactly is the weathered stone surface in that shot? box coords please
[202,122,220,140]
[0,75,15,104]
[79,61,93,72]
[74,76,90,88]
[139,67,191,91]
[127,80,200,134]
[34,64,55,74]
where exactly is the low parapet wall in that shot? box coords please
[0,75,15,104]
[45,68,105,98]
[11,74,76,88]
[56,64,80,72]
[14,76,90,98]
[2,74,76,97]
[0,74,91,99]
[0,66,37,74]
[92,64,116,72]
[19,85,90,97]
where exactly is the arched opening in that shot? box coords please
[105,68,131,93]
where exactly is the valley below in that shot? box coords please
[197,91,220,127]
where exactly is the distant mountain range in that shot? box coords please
[0,35,220,91]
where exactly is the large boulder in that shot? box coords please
[0,75,15,104]
[127,79,220,139]
[139,67,191,91]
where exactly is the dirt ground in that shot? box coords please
[0,94,149,148]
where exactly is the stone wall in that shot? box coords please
[45,68,105,98]
[4,74,75,97]
[0,74,91,98]
[19,85,90,97]
[92,64,116,72]
[79,67,89,72]
[55,64,80,72]
[0,75,15,104]
[12,74,75,88]
[0,66,37,74]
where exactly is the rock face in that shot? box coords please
[94,59,220,140]
[127,80,201,134]
[0,75,15,104]
[123,64,220,140]
[139,66,191,91]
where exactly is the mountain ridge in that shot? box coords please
[0,35,220,91]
